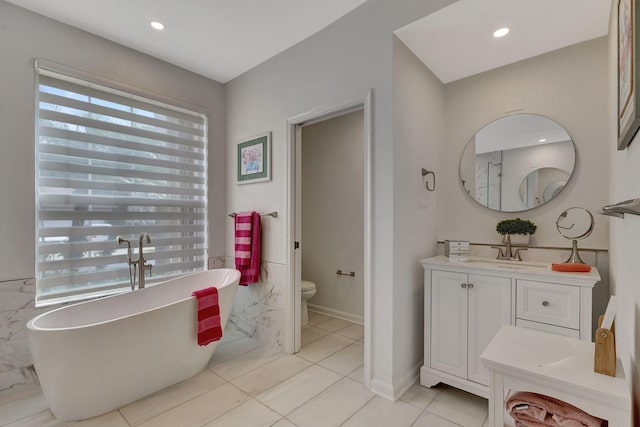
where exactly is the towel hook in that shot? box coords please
[421,168,435,192]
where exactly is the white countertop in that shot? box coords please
[420,255,601,283]
[480,325,630,411]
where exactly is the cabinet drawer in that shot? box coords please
[515,319,580,338]
[516,280,580,329]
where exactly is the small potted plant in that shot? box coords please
[496,218,537,245]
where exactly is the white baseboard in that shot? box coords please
[370,378,395,400]
[307,304,364,325]
[368,359,423,402]
[392,360,423,400]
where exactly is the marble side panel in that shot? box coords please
[226,257,287,351]
[256,262,286,350]
[0,306,47,343]
[208,256,226,270]
[0,279,35,313]
[0,279,39,392]
[0,338,32,373]
[0,366,38,394]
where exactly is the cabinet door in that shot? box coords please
[430,270,468,378]
[467,274,511,386]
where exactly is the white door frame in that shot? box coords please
[285,90,373,388]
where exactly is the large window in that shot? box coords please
[35,62,208,306]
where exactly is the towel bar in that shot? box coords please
[336,269,355,277]
[598,198,640,218]
[228,211,277,218]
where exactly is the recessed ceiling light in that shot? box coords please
[538,138,547,142]
[150,21,165,31]
[493,27,510,38]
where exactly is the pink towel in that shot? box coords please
[191,287,223,346]
[506,392,603,427]
[234,211,261,285]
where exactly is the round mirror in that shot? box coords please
[459,114,576,212]
[556,207,594,264]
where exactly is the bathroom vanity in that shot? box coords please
[419,255,601,398]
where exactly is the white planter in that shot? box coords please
[503,233,530,245]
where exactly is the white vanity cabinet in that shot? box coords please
[431,270,512,385]
[420,256,601,398]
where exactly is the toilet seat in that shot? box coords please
[301,280,316,291]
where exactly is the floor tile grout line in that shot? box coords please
[337,393,377,426]
[209,350,286,382]
[253,331,361,420]
[410,409,465,427]
[253,370,344,420]
[225,352,313,391]
[126,375,233,427]
[117,408,133,427]
[184,383,253,427]
[239,358,315,399]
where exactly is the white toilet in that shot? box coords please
[301,280,317,327]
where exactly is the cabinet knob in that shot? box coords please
[542,300,550,307]
[461,283,467,289]
[468,283,474,289]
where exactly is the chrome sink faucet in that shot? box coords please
[491,234,527,261]
[117,233,152,289]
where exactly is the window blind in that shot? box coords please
[35,67,208,306]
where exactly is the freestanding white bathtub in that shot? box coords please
[27,268,240,421]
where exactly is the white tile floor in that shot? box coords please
[0,312,489,427]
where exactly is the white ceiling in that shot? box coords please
[5,0,368,83]
[5,0,612,85]
[395,0,612,84]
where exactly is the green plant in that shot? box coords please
[496,218,537,235]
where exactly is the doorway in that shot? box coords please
[285,93,372,388]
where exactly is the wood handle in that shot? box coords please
[594,315,616,377]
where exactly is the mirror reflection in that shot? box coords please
[518,167,570,209]
[459,114,575,212]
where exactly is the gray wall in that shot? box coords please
[301,110,364,322]
[0,0,226,394]
[225,0,455,397]
[392,37,445,385]
[0,0,227,282]
[439,37,610,249]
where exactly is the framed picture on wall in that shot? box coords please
[618,0,640,149]
[237,132,271,184]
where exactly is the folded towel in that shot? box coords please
[234,211,261,285]
[506,392,603,427]
[191,287,223,346]
[551,263,592,273]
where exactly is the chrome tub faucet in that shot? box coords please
[137,233,153,288]
[117,233,153,289]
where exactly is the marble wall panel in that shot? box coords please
[224,257,287,351]
[0,278,38,393]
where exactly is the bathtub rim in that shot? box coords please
[27,268,240,332]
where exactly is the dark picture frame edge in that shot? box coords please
[618,0,640,149]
